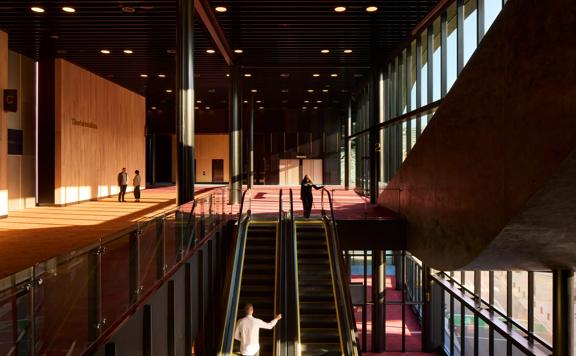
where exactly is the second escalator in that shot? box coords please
[235,222,279,355]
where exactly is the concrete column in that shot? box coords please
[228,65,242,204]
[176,0,195,205]
[553,270,573,355]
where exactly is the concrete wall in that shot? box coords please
[54,59,146,205]
[7,51,36,211]
[378,0,576,270]
[0,31,8,217]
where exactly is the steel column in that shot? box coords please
[228,65,242,204]
[176,0,195,205]
[369,68,380,203]
[344,100,352,189]
[553,270,574,355]
[372,250,385,351]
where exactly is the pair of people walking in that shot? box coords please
[117,168,141,202]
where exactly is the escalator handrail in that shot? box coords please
[320,188,361,356]
[218,189,251,355]
[273,189,284,356]
[288,188,302,355]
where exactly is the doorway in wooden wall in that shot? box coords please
[278,159,323,185]
[212,159,224,183]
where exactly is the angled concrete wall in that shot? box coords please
[378,0,576,270]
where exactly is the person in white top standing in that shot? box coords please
[133,170,141,202]
[234,303,282,356]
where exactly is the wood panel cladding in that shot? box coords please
[0,31,8,216]
[54,59,145,205]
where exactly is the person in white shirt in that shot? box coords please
[234,303,282,356]
[133,170,141,202]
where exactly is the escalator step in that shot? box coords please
[300,343,342,355]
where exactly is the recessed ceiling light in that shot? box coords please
[62,7,76,13]
[167,49,176,54]
[50,34,60,39]
[322,89,329,93]
[244,73,252,77]
[123,49,133,54]
[100,49,111,54]
[234,49,243,53]
[330,73,338,77]
[281,89,289,93]
[304,100,310,103]
[251,89,258,93]
[194,106,199,110]
[215,6,227,12]
[259,106,264,110]
[31,7,45,13]
[256,100,262,103]
[313,73,320,77]
[122,6,136,13]
[366,6,378,12]
[140,74,148,78]
[243,100,248,104]
[302,107,308,109]
[316,100,323,103]
[226,74,230,77]
[151,106,157,110]
[206,106,211,110]
[196,100,202,103]
[313,106,319,109]
[334,6,346,12]
[344,49,353,53]
[320,49,330,54]
[206,49,216,54]
[280,73,290,78]
[307,89,314,93]
[158,74,166,78]
[166,89,173,93]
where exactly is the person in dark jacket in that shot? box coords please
[300,174,321,218]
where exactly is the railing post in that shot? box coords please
[553,270,574,355]
[372,250,385,352]
[88,242,105,341]
[157,217,166,278]
[129,229,141,303]
[29,266,37,356]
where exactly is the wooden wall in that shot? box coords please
[195,134,229,183]
[0,31,8,217]
[54,59,145,205]
[7,51,36,211]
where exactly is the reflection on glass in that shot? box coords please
[480,271,490,302]
[477,319,489,356]
[464,308,475,355]
[464,271,475,292]
[432,17,442,101]
[484,0,502,32]
[444,291,452,353]
[453,299,462,356]
[493,271,507,313]
[534,272,552,344]
[446,2,458,92]
[511,271,528,328]
[463,0,478,65]
[420,30,428,106]
[494,330,508,355]
[410,40,417,110]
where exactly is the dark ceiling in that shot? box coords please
[0,0,438,115]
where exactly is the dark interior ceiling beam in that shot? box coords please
[194,0,234,65]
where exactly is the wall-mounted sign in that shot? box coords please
[3,89,17,112]
[8,129,23,155]
[71,118,98,129]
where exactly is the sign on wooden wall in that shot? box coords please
[3,89,17,112]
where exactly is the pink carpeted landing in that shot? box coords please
[234,185,401,221]
[351,275,439,356]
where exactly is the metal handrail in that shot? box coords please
[218,188,251,355]
[288,188,302,356]
[320,187,361,356]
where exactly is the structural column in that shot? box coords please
[344,100,352,190]
[372,250,385,352]
[553,270,574,355]
[248,92,254,189]
[176,0,195,205]
[368,67,380,204]
[228,64,242,204]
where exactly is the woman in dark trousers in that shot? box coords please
[300,174,322,218]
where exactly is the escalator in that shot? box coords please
[233,222,279,355]
[295,221,342,355]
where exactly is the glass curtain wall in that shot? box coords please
[347,0,508,194]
